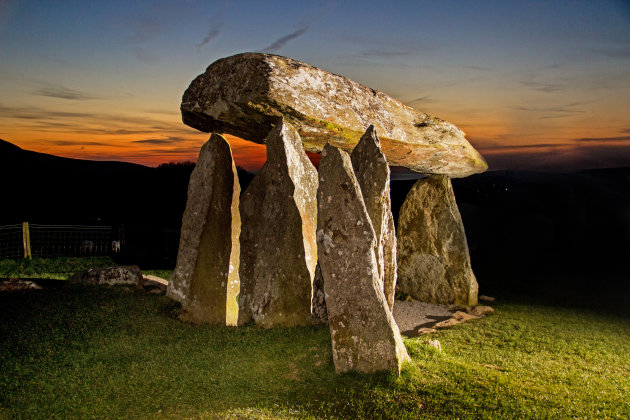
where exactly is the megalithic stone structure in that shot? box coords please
[238,118,318,327]
[317,143,410,373]
[397,175,479,306]
[350,126,398,311]
[166,133,241,325]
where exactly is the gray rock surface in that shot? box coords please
[311,263,328,325]
[317,143,409,373]
[69,265,142,287]
[397,175,478,306]
[350,126,397,311]
[238,119,318,327]
[167,134,241,325]
[181,53,487,177]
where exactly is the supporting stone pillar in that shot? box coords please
[238,119,318,327]
[397,175,478,306]
[317,143,409,374]
[350,126,398,311]
[167,133,241,325]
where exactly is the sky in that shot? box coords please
[1,0,629,172]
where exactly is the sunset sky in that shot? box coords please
[1,0,629,172]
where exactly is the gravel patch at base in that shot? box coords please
[393,300,454,335]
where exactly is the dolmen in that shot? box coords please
[167,53,487,374]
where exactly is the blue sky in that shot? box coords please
[1,0,629,171]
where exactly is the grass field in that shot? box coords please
[1,261,629,418]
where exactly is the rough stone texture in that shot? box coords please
[468,305,494,317]
[397,175,479,306]
[434,311,479,329]
[350,126,397,311]
[238,119,318,327]
[316,143,409,373]
[392,300,453,335]
[426,339,442,352]
[311,263,328,325]
[181,53,487,177]
[69,265,143,287]
[166,134,241,325]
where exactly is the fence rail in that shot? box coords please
[0,223,115,259]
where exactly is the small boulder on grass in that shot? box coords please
[69,265,143,288]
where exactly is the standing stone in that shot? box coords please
[397,175,478,306]
[311,263,328,325]
[317,143,409,373]
[167,134,241,325]
[238,119,318,327]
[350,126,397,311]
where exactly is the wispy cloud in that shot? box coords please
[133,137,181,144]
[131,47,159,64]
[43,140,112,147]
[520,79,566,93]
[32,86,102,100]
[126,19,165,43]
[405,95,436,105]
[360,49,413,58]
[196,13,223,50]
[575,135,630,142]
[260,25,309,52]
[514,102,587,119]
[589,43,630,59]
[477,143,572,151]
[484,143,630,172]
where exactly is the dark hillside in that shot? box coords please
[391,168,630,295]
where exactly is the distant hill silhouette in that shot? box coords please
[2,139,628,284]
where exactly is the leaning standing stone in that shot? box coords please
[350,125,398,311]
[317,143,409,373]
[167,134,241,325]
[238,119,318,327]
[397,175,478,306]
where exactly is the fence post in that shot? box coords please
[22,222,32,259]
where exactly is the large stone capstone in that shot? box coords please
[181,52,487,178]
[397,175,478,306]
[317,143,410,373]
[167,134,241,325]
[238,119,318,327]
[350,126,397,311]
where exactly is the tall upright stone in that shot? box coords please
[317,143,409,374]
[397,175,478,306]
[350,126,398,311]
[167,134,241,325]
[238,119,318,328]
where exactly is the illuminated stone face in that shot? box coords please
[181,53,487,178]
[167,133,241,325]
[238,119,319,328]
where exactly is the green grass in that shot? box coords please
[1,283,629,419]
[0,257,116,280]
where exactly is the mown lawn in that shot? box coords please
[0,273,629,418]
